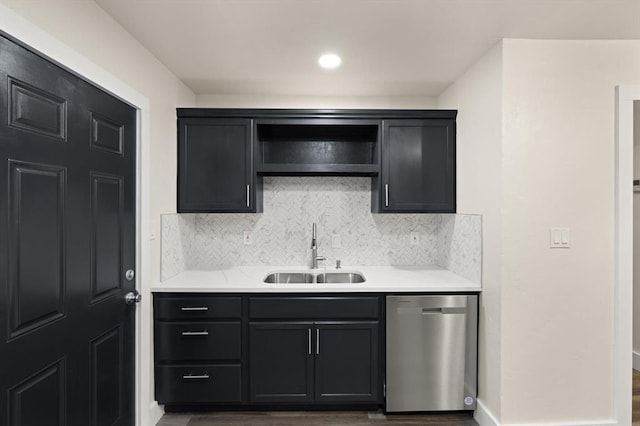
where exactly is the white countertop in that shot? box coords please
[152,266,481,293]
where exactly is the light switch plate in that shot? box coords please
[550,228,570,248]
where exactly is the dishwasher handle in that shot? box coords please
[396,306,468,315]
[421,307,467,315]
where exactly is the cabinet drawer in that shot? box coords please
[155,296,241,319]
[155,321,241,361]
[155,365,242,404]
[249,296,380,319]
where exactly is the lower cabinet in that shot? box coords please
[154,293,382,408]
[249,321,379,404]
[153,294,244,406]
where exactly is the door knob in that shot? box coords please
[125,290,141,305]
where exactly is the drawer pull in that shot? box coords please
[181,331,209,336]
[183,374,210,380]
[180,306,209,311]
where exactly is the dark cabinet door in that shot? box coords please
[314,322,379,403]
[178,118,255,212]
[380,119,455,212]
[249,322,314,403]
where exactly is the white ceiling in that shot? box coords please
[95,0,640,97]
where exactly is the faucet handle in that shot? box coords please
[336,259,341,269]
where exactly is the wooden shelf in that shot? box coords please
[256,163,379,176]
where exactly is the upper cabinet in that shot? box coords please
[178,117,258,212]
[177,109,456,213]
[374,119,456,213]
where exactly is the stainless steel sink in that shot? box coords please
[315,272,366,284]
[263,271,366,284]
[263,272,314,284]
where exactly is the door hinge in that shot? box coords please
[383,382,386,397]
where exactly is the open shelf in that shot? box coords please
[255,120,380,175]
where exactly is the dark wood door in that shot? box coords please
[314,322,379,403]
[381,119,456,212]
[178,118,255,212]
[249,322,313,403]
[0,35,136,425]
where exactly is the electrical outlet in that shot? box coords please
[331,234,341,249]
[410,232,420,246]
[243,231,253,245]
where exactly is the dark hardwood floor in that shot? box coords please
[156,410,477,426]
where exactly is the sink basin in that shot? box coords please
[315,272,366,284]
[263,272,314,284]
[263,271,366,284]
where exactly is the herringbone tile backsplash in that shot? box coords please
[162,177,481,283]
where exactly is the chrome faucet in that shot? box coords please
[311,223,326,269]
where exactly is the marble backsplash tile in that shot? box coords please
[160,213,196,281]
[161,177,482,283]
[437,214,482,283]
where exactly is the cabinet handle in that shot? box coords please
[181,331,209,336]
[246,184,250,207]
[180,306,208,311]
[316,329,320,355]
[308,328,312,355]
[183,374,210,380]
[385,184,389,207]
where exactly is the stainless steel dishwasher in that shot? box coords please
[386,295,478,412]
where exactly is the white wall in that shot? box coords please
[633,101,640,357]
[500,40,640,424]
[0,1,196,425]
[438,42,504,423]
[441,39,640,425]
[196,93,437,109]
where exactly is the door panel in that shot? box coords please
[314,322,379,403]
[178,118,254,212]
[8,77,67,141]
[91,326,123,426]
[8,161,66,339]
[0,34,136,426]
[90,112,124,155]
[8,359,66,426]
[249,322,313,403]
[90,172,124,303]
[381,119,455,212]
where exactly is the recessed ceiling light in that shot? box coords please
[318,53,342,69]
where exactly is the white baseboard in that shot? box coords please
[474,399,617,426]
[475,399,499,426]
[146,401,164,426]
[633,351,640,371]
[503,421,616,426]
